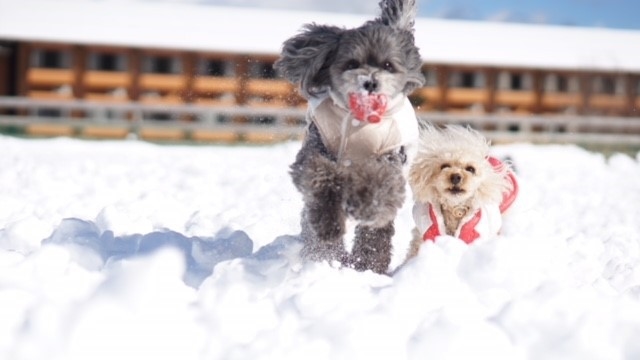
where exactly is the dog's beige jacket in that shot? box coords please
[307,95,419,163]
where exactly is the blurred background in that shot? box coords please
[0,0,639,152]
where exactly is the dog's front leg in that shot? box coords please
[291,124,350,264]
[341,151,406,274]
[297,159,348,263]
[300,192,348,264]
[350,222,395,274]
[291,139,349,263]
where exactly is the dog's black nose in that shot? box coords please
[363,79,378,92]
[450,173,462,185]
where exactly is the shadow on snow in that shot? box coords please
[43,218,301,287]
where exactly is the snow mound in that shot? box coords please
[1,136,640,359]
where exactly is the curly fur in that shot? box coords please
[373,0,418,31]
[277,0,424,273]
[275,0,424,103]
[401,125,515,265]
[291,124,406,269]
[409,126,512,211]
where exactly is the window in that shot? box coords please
[143,55,182,74]
[510,74,522,90]
[42,51,61,68]
[556,75,568,92]
[153,57,172,74]
[88,53,127,71]
[198,59,233,77]
[545,74,573,93]
[449,71,485,88]
[545,74,557,92]
[593,76,619,95]
[461,72,475,88]
[31,49,71,69]
[498,71,532,91]
[249,60,276,79]
[97,54,116,71]
[422,68,437,87]
[602,77,616,95]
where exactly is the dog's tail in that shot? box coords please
[376,0,418,32]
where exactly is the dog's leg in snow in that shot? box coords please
[342,153,406,273]
[297,156,347,262]
[299,203,347,263]
[291,125,348,263]
[350,222,395,274]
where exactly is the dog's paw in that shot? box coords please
[300,240,349,265]
[348,223,394,274]
[342,160,405,227]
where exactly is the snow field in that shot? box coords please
[1,135,640,359]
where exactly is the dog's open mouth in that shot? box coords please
[348,93,387,123]
[447,186,466,195]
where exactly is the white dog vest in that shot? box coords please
[307,95,419,163]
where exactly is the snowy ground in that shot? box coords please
[1,134,640,360]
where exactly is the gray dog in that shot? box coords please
[275,0,425,274]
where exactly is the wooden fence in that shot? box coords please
[1,96,640,148]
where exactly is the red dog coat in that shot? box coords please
[413,157,519,244]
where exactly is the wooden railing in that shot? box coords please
[138,74,185,91]
[1,96,639,147]
[245,79,291,97]
[27,68,74,86]
[448,88,487,105]
[494,90,535,107]
[589,94,627,109]
[83,71,131,88]
[0,96,307,142]
[27,91,74,100]
[24,67,637,117]
[542,93,581,108]
[193,76,238,93]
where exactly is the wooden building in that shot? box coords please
[1,0,640,118]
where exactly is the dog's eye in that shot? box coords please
[382,61,396,72]
[465,166,476,174]
[344,60,360,70]
[440,164,451,170]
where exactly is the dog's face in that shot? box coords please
[409,126,511,210]
[328,26,422,111]
[275,0,425,117]
[428,156,488,208]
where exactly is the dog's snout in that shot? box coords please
[363,79,378,93]
[450,173,462,185]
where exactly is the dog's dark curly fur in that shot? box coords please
[291,124,406,270]
[276,0,424,273]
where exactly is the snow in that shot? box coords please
[2,0,640,72]
[1,134,640,359]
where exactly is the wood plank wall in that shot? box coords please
[11,41,640,118]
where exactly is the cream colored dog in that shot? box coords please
[405,125,518,260]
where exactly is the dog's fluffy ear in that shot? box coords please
[274,24,343,99]
[376,0,418,32]
[475,160,513,206]
[408,154,436,203]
